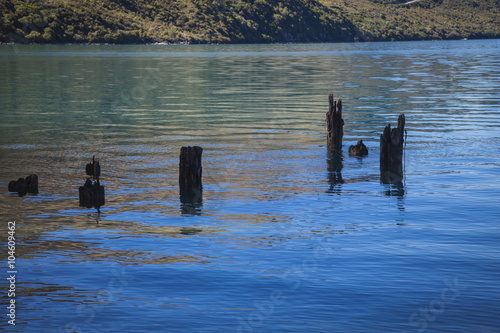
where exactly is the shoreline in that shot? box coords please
[1,36,497,47]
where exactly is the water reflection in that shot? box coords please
[180,201,202,216]
[327,151,344,194]
[380,168,404,187]
[381,170,406,211]
[382,179,405,197]
[1,41,499,332]
[380,155,405,204]
[179,184,203,216]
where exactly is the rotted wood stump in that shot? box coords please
[79,178,105,209]
[326,94,344,152]
[179,146,203,204]
[348,139,368,157]
[380,114,406,182]
[86,155,101,180]
[8,174,38,197]
[79,156,105,210]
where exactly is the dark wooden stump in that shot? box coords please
[80,156,105,211]
[326,94,344,152]
[8,174,38,197]
[7,181,16,193]
[380,114,405,183]
[348,139,369,157]
[25,174,38,195]
[15,178,27,197]
[79,178,105,209]
[179,146,203,204]
[86,155,100,180]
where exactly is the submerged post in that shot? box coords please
[179,146,203,204]
[326,94,344,152]
[380,114,405,182]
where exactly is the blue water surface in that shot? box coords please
[0,39,499,332]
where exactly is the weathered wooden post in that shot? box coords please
[79,156,105,211]
[86,155,100,181]
[179,146,203,204]
[79,178,105,209]
[8,174,38,197]
[380,114,405,183]
[25,174,39,194]
[326,94,344,152]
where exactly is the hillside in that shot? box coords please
[323,0,500,41]
[0,0,499,44]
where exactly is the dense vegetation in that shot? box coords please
[325,0,500,41]
[0,0,498,44]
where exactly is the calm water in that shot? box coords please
[0,40,499,332]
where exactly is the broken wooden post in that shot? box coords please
[348,139,368,157]
[8,178,27,196]
[326,94,344,152]
[79,156,105,210]
[86,155,100,181]
[179,146,203,204]
[8,174,38,197]
[25,174,39,194]
[79,178,105,209]
[380,114,405,183]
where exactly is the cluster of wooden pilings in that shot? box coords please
[79,156,105,211]
[8,174,38,197]
[7,94,405,209]
[6,149,201,211]
[326,93,406,182]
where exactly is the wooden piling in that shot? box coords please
[326,94,344,152]
[179,146,203,204]
[86,155,101,181]
[79,178,105,209]
[380,114,405,181]
[79,156,105,210]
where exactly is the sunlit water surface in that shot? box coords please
[0,40,499,332]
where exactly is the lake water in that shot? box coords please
[0,40,499,332]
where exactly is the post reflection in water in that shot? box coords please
[327,151,344,194]
[381,168,406,211]
[180,190,203,216]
